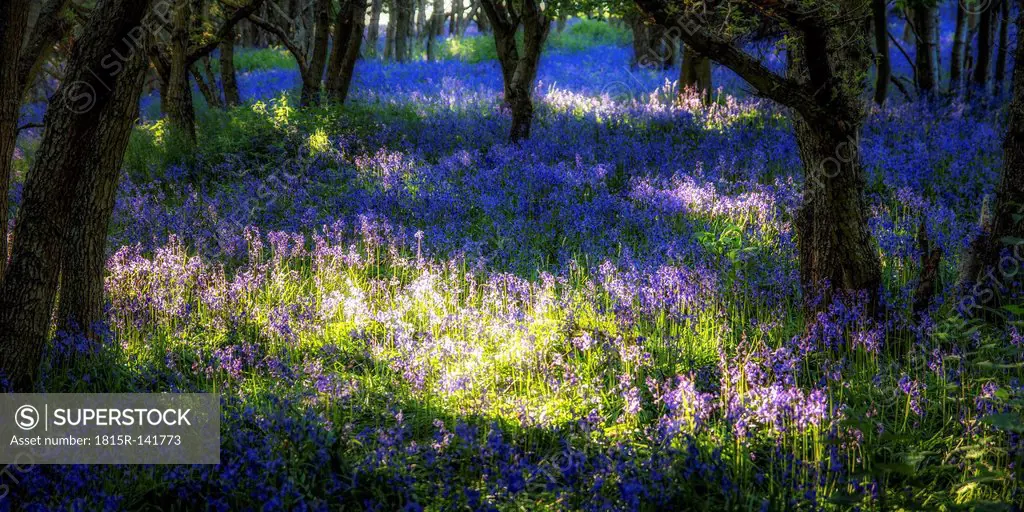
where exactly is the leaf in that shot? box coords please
[874,462,916,476]
[958,501,1015,512]
[980,413,1024,433]
[826,490,865,505]
[1001,304,1024,316]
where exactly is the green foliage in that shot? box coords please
[232,46,298,72]
[440,34,502,63]
[547,18,631,51]
[124,94,306,177]
[439,19,629,63]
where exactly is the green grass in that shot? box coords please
[440,19,631,63]
[233,46,298,71]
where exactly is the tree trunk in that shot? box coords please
[492,28,517,101]
[450,0,462,36]
[415,0,426,39]
[221,26,241,106]
[298,0,331,107]
[913,4,938,94]
[0,0,30,282]
[0,0,152,391]
[384,0,396,60]
[326,0,366,104]
[167,0,196,145]
[793,118,882,314]
[16,0,73,98]
[426,0,443,60]
[653,26,675,69]
[191,61,222,108]
[148,44,171,117]
[959,3,1024,311]
[951,0,967,92]
[508,4,547,142]
[367,0,382,55]
[975,3,993,89]
[628,16,651,69]
[987,1,1024,291]
[870,0,889,104]
[556,15,567,33]
[58,31,149,341]
[901,8,914,44]
[476,3,491,33]
[326,0,356,90]
[480,0,548,142]
[680,44,712,104]
[784,14,882,317]
[394,0,412,62]
[994,0,1010,93]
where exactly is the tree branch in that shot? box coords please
[634,0,818,121]
[247,13,309,76]
[479,0,517,34]
[16,122,44,133]
[187,0,267,65]
[16,0,73,96]
[888,29,917,81]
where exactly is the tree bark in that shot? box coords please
[680,44,712,104]
[987,0,1024,287]
[295,0,331,107]
[15,0,73,98]
[995,0,1010,92]
[653,26,675,69]
[793,118,882,314]
[975,2,993,89]
[191,58,223,108]
[871,0,890,104]
[0,0,31,282]
[326,0,367,104]
[167,0,196,145]
[451,0,463,36]
[221,26,241,106]
[951,0,967,92]
[966,9,980,79]
[480,0,549,142]
[913,4,939,94]
[384,0,396,60]
[0,0,153,390]
[901,8,914,44]
[367,0,383,55]
[959,1,1024,311]
[415,0,426,39]
[58,30,149,341]
[476,3,491,33]
[426,0,444,60]
[492,26,517,101]
[394,0,412,62]
[628,15,651,68]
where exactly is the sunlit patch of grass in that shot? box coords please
[232,46,298,72]
[439,19,630,63]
